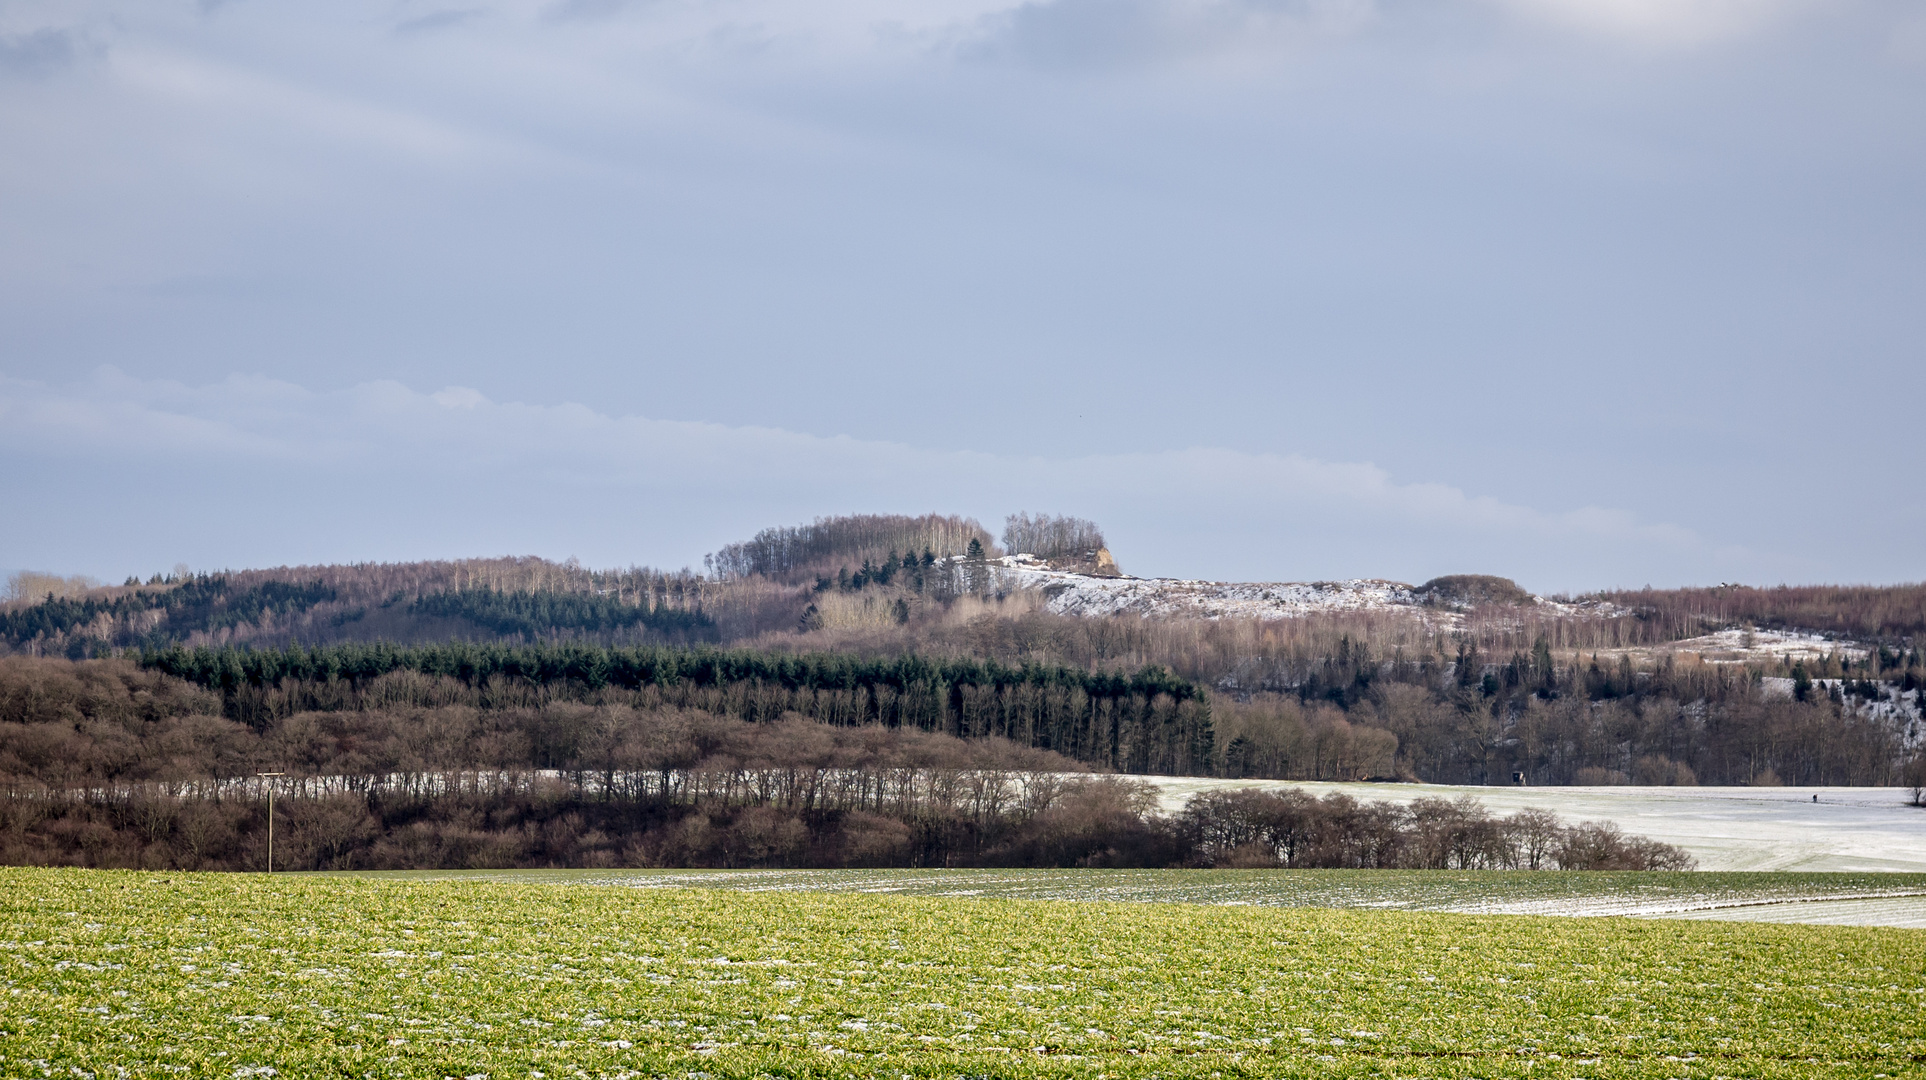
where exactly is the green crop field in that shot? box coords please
[2,867,1923,1079]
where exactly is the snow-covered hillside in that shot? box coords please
[1668,628,1866,664]
[982,554,1592,622]
[992,555,1423,619]
[980,557,1878,673]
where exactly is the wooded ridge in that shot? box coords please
[3,512,1921,796]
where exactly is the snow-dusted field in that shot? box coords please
[1659,894,1926,928]
[1134,778,1926,873]
[369,865,1926,928]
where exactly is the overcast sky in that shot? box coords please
[1,0,1921,592]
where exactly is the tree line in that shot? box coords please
[1001,512,1107,565]
[136,643,1216,776]
[707,513,994,583]
[0,657,1688,872]
[1199,631,1920,786]
[1599,582,1926,642]
[1214,686,1917,788]
[3,569,105,604]
[1178,787,1692,870]
[0,778,1691,874]
[0,556,731,657]
[0,575,337,655]
[776,604,1924,786]
[409,588,717,643]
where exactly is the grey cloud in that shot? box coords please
[971,0,1190,67]
[964,0,1380,68]
[542,0,642,24]
[0,0,1918,591]
[0,371,1756,592]
[965,0,1845,67]
[0,29,77,77]
[395,8,489,34]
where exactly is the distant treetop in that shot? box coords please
[1414,575,1534,607]
[1001,513,1113,573]
[3,570,103,605]
[706,514,994,582]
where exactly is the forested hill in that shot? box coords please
[3,513,1923,791]
[0,514,1020,656]
[1,511,1921,880]
[0,558,724,658]
[7,513,1923,661]
[1,507,1922,790]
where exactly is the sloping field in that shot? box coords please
[361,868,1926,927]
[1132,781,1926,873]
[4,867,1923,1079]
[1663,895,1926,928]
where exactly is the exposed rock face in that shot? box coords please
[1092,548,1121,578]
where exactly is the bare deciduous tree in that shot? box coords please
[1001,512,1107,565]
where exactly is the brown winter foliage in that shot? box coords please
[1599,582,1926,641]
[1178,789,1693,871]
[5,512,1921,806]
[0,656,1696,872]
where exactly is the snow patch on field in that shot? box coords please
[1133,779,1926,872]
[1656,895,1926,928]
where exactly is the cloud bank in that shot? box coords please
[0,0,1918,592]
[0,370,1757,591]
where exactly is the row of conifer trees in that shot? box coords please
[138,643,1216,776]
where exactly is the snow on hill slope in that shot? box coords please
[989,555,1445,621]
